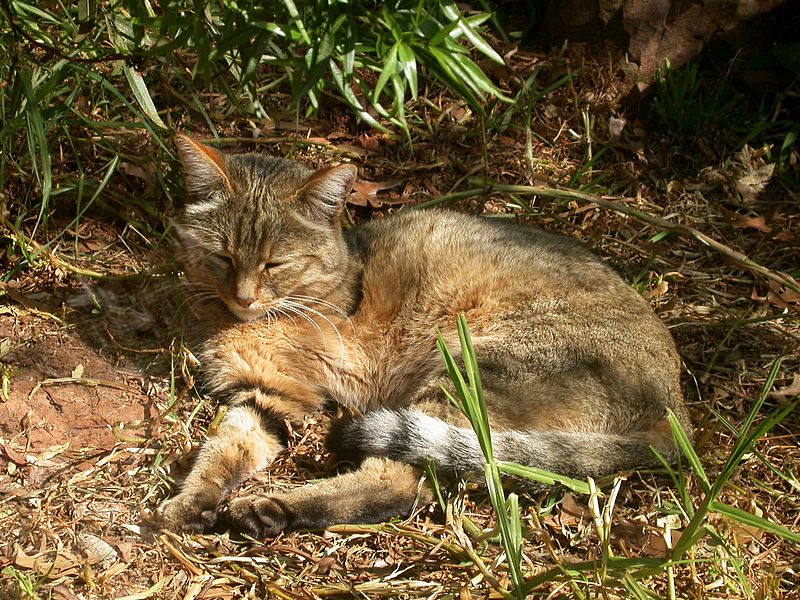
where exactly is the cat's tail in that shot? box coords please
[326,408,677,484]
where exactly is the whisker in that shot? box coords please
[272,307,298,327]
[285,294,356,334]
[286,296,356,334]
[279,303,328,349]
[281,299,345,354]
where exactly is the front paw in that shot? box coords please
[227,495,291,539]
[155,492,220,532]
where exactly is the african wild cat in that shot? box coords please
[156,134,690,537]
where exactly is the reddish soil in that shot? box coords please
[0,311,154,452]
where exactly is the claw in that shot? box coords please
[155,493,220,533]
[228,495,290,539]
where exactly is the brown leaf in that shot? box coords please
[728,521,764,546]
[772,231,794,242]
[13,544,81,578]
[0,442,27,465]
[557,492,591,526]
[349,179,406,207]
[736,162,775,203]
[770,374,800,401]
[640,529,683,557]
[357,133,380,151]
[732,214,772,233]
[751,284,800,309]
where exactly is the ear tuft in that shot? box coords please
[176,133,232,201]
[300,164,358,222]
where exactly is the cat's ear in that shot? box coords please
[172,224,202,249]
[300,164,358,223]
[175,133,232,198]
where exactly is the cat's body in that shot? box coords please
[156,135,689,537]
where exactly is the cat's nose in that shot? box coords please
[236,297,256,308]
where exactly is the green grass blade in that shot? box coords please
[281,0,310,45]
[20,68,52,236]
[123,64,167,128]
[712,358,784,495]
[396,42,418,100]
[496,461,591,494]
[666,410,709,493]
[373,42,399,103]
[710,501,800,544]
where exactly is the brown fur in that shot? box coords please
[155,135,690,537]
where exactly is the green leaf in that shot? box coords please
[281,0,311,45]
[667,410,709,493]
[373,42,399,103]
[397,42,418,100]
[123,64,167,129]
[19,68,52,236]
[328,61,389,133]
[497,461,591,494]
[441,2,503,64]
[425,46,483,113]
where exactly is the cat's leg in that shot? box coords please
[226,457,429,538]
[155,389,290,531]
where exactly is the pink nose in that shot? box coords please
[236,297,255,308]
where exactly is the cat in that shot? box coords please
[155,134,690,537]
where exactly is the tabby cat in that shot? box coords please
[155,134,690,537]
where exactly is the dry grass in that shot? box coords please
[1,43,799,599]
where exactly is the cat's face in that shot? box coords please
[175,135,357,322]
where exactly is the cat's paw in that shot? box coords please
[155,492,220,532]
[227,495,291,539]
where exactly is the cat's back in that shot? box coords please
[354,208,638,306]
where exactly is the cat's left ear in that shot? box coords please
[175,133,233,199]
[300,164,358,223]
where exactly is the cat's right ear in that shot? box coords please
[300,164,358,224]
[175,133,233,198]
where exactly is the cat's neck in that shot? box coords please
[328,229,364,315]
[319,229,365,316]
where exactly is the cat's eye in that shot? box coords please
[261,261,282,272]
[210,253,234,268]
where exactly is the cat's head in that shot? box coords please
[174,134,357,322]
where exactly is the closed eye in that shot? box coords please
[209,253,234,268]
[262,261,283,272]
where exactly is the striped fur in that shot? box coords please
[155,135,690,537]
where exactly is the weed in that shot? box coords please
[2,565,47,600]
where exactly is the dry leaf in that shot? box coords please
[349,179,406,207]
[558,492,591,526]
[72,363,84,379]
[770,374,800,401]
[13,543,81,579]
[732,214,772,233]
[644,280,669,299]
[736,162,775,203]
[357,133,380,151]
[77,533,118,569]
[608,116,626,139]
[751,283,800,309]
[1,441,27,465]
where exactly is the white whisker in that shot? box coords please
[281,299,346,356]
[279,302,329,350]
[285,294,355,335]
